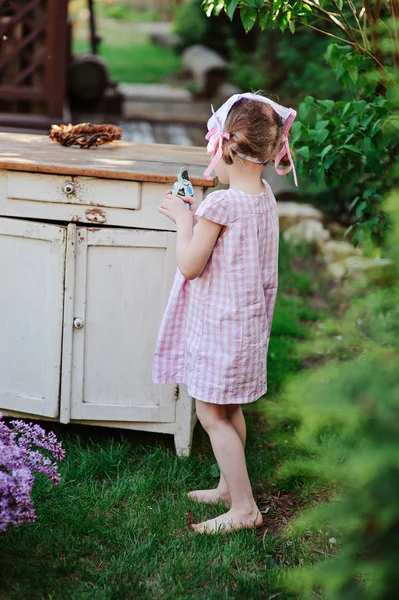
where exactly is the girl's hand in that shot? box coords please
[157,191,197,224]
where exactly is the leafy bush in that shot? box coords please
[0,416,65,531]
[276,28,343,102]
[276,195,399,599]
[292,46,398,243]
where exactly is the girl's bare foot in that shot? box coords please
[187,488,231,507]
[190,506,263,534]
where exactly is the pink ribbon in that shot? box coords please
[274,111,298,186]
[204,127,230,180]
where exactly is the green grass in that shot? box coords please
[100,7,159,23]
[72,12,181,85]
[73,40,181,85]
[0,240,329,600]
[70,1,159,23]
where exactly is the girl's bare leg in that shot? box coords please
[187,404,246,506]
[190,400,262,533]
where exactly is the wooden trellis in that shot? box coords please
[0,0,69,128]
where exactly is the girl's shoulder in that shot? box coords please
[196,189,229,226]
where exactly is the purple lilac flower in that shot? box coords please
[0,413,65,532]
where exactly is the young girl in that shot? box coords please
[153,92,297,534]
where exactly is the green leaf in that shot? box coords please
[291,122,302,144]
[344,134,355,144]
[363,187,377,199]
[349,196,360,210]
[370,120,381,137]
[361,137,372,153]
[354,100,367,118]
[325,43,339,62]
[362,216,379,229]
[320,144,333,160]
[360,115,374,127]
[240,6,257,31]
[279,14,289,33]
[323,156,335,170]
[356,200,367,218]
[299,101,312,120]
[318,99,334,111]
[246,0,264,8]
[258,8,271,29]
[344,224,354,238]
[289,20,296,33]
[315,120,329,130]
[309,129,329,144]
[335,61,346,80]
[386,115,399,130]
[226,0,239,19]
[347,65,359,84]
[296,146,310,160]
[341,144,362,154]
[342,102,352,118]
[312,166,325,185]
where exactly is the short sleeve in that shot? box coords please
[195,191,229,226]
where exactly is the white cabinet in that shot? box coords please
[0,133,216,455]
[66,226,177,424]
[0,218,66,418]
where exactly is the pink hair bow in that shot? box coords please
[204,127,230,180]
[274,111,298,186]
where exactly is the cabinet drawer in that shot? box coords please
[7,172,141,211]
[0,171,204,229]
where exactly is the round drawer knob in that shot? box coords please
[64,182,75,195]
[73,317,84,329]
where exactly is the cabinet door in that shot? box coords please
[68,227,177,423]
[0,218,66,418]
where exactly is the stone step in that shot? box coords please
[119,120,203,147]
[121,83,210,124]
[120,121,156,144]
[120,83,192,103]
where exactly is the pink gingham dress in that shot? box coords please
[152,180,279,404]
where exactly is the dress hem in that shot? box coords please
[152,376,267,405]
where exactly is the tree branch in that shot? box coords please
[303,22,357,45]
[362,0,385,73]
[374,0,382,19]
[347,0,370,50]
[302,0,353,38]
[332,0,357,42]
[303,20,391,80]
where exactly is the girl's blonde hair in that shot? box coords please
[221,97,288,167]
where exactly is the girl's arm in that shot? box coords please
[158,193,222,280]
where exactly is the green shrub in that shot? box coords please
[292,47,398,244]
[277,195,399,599]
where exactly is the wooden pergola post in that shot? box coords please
[0,0,70,129]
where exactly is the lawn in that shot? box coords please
[73,39,181,85]
[0,240,332,600]
[71,9,181,85]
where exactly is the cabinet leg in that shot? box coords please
[174,385,196,457]
[174,429,193,457]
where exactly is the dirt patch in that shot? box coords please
[256,489,300,536]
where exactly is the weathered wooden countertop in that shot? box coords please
[0,133,216,187]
